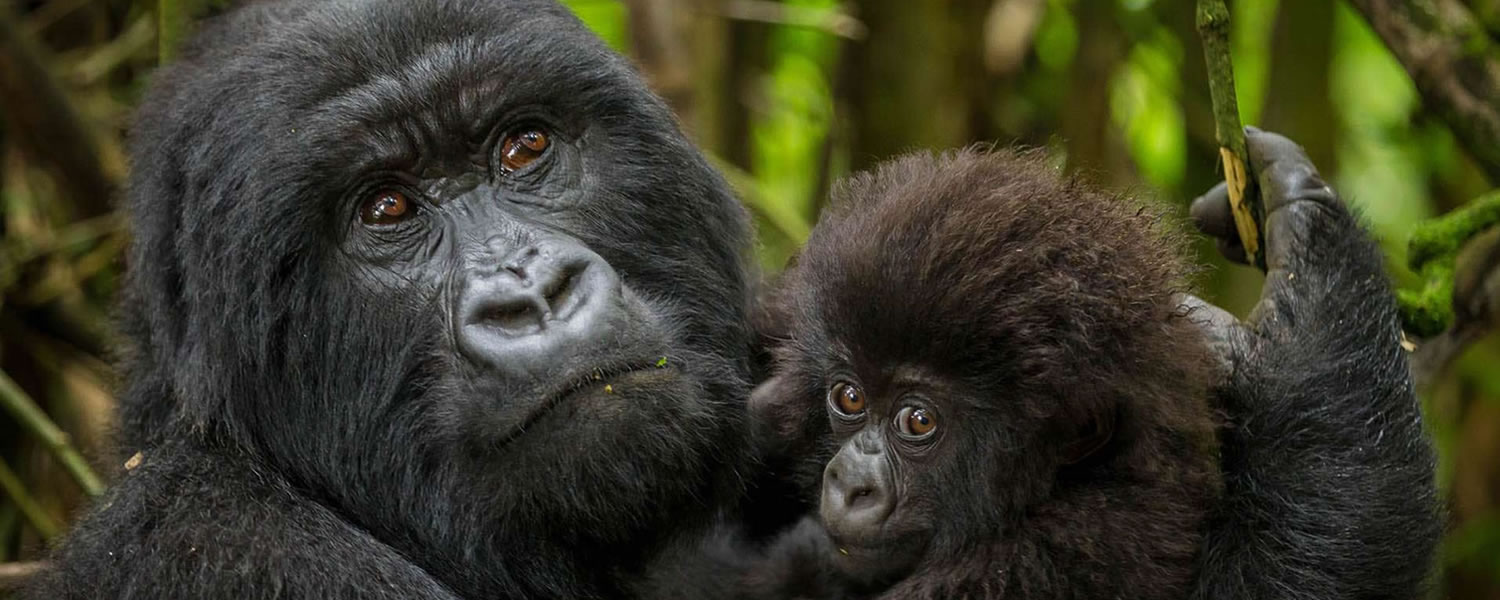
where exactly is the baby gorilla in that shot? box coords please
[751,149,1221,599]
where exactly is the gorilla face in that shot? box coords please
[122,0,751,562]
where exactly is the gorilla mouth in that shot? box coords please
[499,359,678,443]
[559,359,676,397]
[826,534,927,586]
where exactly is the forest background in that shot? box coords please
[1,0,1498,597]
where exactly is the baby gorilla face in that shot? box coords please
[751,149,1220,597]
[754,356,1064,588]
[819,377,939,583]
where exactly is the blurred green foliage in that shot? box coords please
[1,0,1498,597]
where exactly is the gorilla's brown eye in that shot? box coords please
[360,190,412,226]
[500,129,549,172]
[896,406,937,438]
[830,382,865,415]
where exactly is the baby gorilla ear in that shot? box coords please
[1060,402,1118,465]
[749,374,812,451]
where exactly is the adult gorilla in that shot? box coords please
[29,0,754,598]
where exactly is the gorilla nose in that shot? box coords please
[478,245,589,336]
[820,443,896,538]
[458,238,624,376]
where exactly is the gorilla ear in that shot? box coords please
[1060,403,1118,465]
[748,374,811,450]
[749,267,799,380]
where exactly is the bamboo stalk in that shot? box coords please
[1196,0,1265,269]
[0,502,17,561]
[0,458,60,540]
[0,370,103,497]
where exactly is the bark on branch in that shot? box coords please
[1348,0,1500,184]
[1412,227,1500,388]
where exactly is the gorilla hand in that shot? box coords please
[1184,127,1441,600]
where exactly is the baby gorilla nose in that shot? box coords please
[820,442,897,541]
[458,237,625,377]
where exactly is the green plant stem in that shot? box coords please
[1197,0,1247,168]
[158,0,189,62]
[1196,0,1265,269]
[0,458,59,540]
[0,370,103,497]
[159,0,222,62]
[0,502,17,561]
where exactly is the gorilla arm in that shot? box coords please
[1187,128,1442,600]
[24,442,464,600]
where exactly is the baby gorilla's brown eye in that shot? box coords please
[500,129,549,172]
[896,406,937,438]
[360,190,412,226]
[829,382,866,415]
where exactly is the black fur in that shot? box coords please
[748,138,1442,600]
[1187,128,1443,600]
[752,150,1222,599]
[26,1,756,598]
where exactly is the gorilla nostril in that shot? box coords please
[542,262,586,319]
[481,297,548,336]
[846,486,877,509]
[502,246,541,279]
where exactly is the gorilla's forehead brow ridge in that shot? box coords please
[312,40,514,137]
[279,5,611,140]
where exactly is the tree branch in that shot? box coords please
[1400,190,1500,331]
[1348,0,1500,184]
[1411,227,1500,388]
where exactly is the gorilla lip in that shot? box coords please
[564,359,675,394]
[525,359,676,420]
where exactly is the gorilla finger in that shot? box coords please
[1244,127,1340,214]
[1216,237,1249,265]
[1174,294,1251,379]
[1190,182,1236,239]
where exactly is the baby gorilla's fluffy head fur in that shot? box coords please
[754,149,1222,599]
